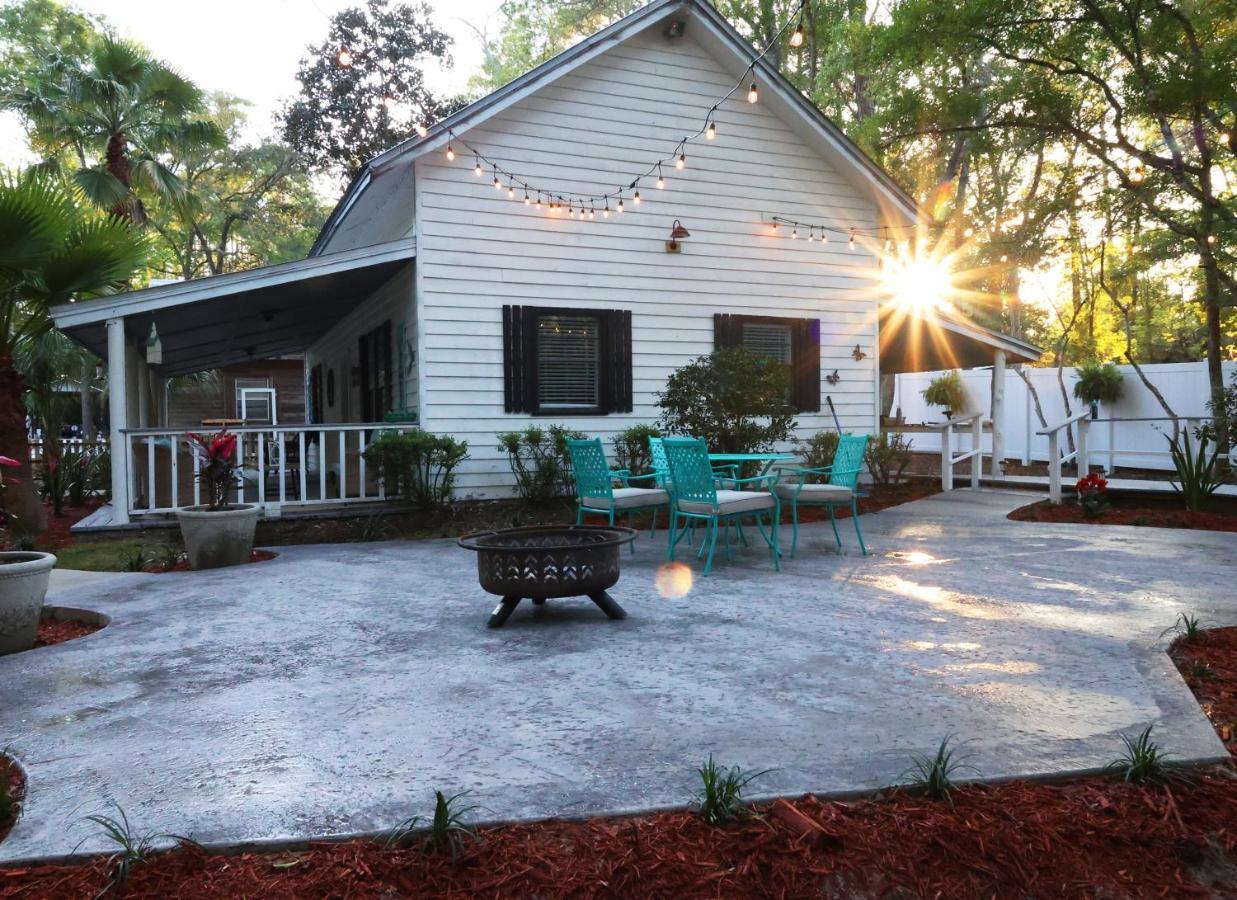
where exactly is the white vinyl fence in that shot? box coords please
[891,360,1235,472]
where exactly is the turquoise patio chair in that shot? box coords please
[774,434,870,557]
[649,435,738,489]
[662,437,779,576]
[566,438,669,550]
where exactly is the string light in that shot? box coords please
[819,230,827,244]
[474,157,483,177]
[791,226,798,239]
[656,163,665,189]
[677,151,686,169]
[807,226,814,241]
[1206,234,1217,245]
[508,183,516,198]
[493,169,502,190]
[588,202,595,219]
[524,190,531,205]
[1130,165,1145,184]
[707,121,716,140]
[633,189,641,205]
[789,21,805,48]
[747,80,759,103]
[1221,131,1231,147]
[603,201,610,217]
[445,144,455,161]
[415,123,428,137]
[848,228,855,249]
[337,48,353,67]
[536,193,542,208]
[772,220,778,231]
[617,196,624,212]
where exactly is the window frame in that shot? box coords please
[714,313,821,413]
[358,321,393,422]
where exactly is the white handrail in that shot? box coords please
[1037,410,1092,503]
[935,414,988,491]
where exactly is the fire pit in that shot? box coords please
[457,525,638,627]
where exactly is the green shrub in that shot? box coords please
[921,371,965,414]
[796,430,839,470]
[362,429,468,511]
[657,348,796,453]
[612,424,660,476]
[496,425,585,503]
[865,432,913,486]
[694,756,768,826]
[1072,362,1124,406]
[1166,429,1226,512]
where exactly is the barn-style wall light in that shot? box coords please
[666,219,690,253]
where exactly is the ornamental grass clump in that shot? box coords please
[694,755,769,825]
[184,427,238,510]
[1075,471,1109,518]
[1106,725,1177,785]
[901,735,975,804]
[1166,430,1226,512]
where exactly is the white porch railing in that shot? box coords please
[1038,410,1092,503]
[121,423,420,517]
[29,437,109,461]
[936,414,987,491]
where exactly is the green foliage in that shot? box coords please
[657,348,796,454]
[694,755,768,826]
[1072,363,1124,406]
[1163,612,1204,644]
[865,432,912,487]
[1107,726,1174,785]
[280,0,458,180]
[921,372,965,414]
[155,535,183,571]
[82,802,182,890]
[425,789,477,858]
[611,424,660,475]
[122,545,147,572]
[362,429,468,510]
[902,735,971,802]
[1201,375,1236,451]
[496,425,584,503]
[1166,430,1226,512]
[796,430,839,470]
[354,514,396,543]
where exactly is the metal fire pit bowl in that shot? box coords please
[457,525,638,627]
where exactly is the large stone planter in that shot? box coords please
[177,504,260,570]
[0,551,57,655]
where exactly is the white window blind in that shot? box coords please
[537,314,600,409]
[741,322,793,365]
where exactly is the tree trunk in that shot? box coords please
[0,360,46,536]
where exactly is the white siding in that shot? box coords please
[304,264,417,424]
[319,167,416,255]
[415,29,882,498]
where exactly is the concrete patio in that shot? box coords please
[1,489,1234,864]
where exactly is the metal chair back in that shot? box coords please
[662,437,717,508]
[565,438,614,505]
[829,434,869,490]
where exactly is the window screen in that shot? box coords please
[741,322,794,365]
[536,314,600,409]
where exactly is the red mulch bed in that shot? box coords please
[1171,626,1237,756]
[32,502,102,552]
[0,757,23,849]
[143,549,278,574]
[33,616,103,648]
[1009,493,1237,533]
[785,479,939,524]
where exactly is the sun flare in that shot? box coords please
[882,255,955,313]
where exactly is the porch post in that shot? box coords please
[990,350,1006,477]
[106,317,130,525]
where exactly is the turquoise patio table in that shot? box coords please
[707,452,797,476]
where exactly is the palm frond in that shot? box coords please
[72,165,129,211]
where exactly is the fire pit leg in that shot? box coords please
[487,596,522,628]
[588,591,627,620]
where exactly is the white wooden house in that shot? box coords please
[51,0,1038,527]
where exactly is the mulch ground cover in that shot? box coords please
[33,616,102,648]
[2,625,1235,898]
[31,502,102,552]
[1009,492,1237,533]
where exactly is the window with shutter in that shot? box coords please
[740,322,794,365]
[502,306,632,415]
[714,313,821,413]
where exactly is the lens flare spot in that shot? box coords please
[655,562,693,599]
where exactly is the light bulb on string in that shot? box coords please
[789,21,805,48]
[1221,131,1232,148]
[415,123,428,137]
[536,193,542,208]
[508,183,515,199]
[524,190,531,205]
[493,169,502,190]
[1129,165,1145,184]
[633,189,641,205]
[707,121,716,140]
[617,196,624,213]
[791,226,798,239]
[657,164,665,188]
[603,201,610,217]
[819,230,828,244]
[747,81,758,103]
[588,202,595,219]
[474,157,483,177]
[1207,234,1217,246]
[677,151,686,169]
[337,48,353,67]
[808,226,814,242]
[446,144,455,161]
[848,228,855,249]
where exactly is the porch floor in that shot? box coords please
[5,489,1233,863]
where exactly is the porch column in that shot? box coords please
[990,350,1006,477]
[106,317,130,525]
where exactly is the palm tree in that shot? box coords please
[11,36,224,224]
[0,171,146,534]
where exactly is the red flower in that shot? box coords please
[1076,472,1108,494]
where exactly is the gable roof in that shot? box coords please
[311,0,923,256]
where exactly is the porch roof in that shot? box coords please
[878,304,1042,374]
[50,239,415,377]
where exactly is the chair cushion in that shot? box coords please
[774,483,853,503]
[679,489,776,516]
[582,487,669,510]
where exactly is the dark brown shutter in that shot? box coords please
[792,318,821,412]
[713,313,742,349]
[605,309,633,413]
[502,305,530,413]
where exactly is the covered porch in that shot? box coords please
[49,239,417,526]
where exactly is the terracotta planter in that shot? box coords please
[0,551,57,655]
[177,504,260,570]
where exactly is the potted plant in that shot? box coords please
[921,371,966,420]
[177,428,259,569]
[1072,362,1123,419]
[0,454,56,655]
[1075,472,1109,518]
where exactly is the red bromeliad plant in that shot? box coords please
[1076,471,1109,518]
[185,429,239,510]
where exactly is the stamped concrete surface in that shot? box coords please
[1,489,1234,863]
